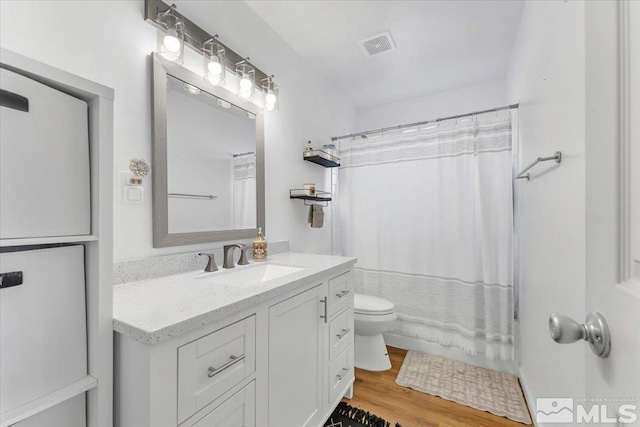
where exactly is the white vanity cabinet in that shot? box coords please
[113,254,356,427]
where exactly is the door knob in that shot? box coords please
[549,312,611,358]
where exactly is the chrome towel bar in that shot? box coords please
[516,151,562,181]
[168,193,217,200]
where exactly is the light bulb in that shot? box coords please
[163,32,181,53]
[207,61,223,76]
[265,92,277,105]
[265,102,275,112]
[205,74,222,86]
[240,76,253,90]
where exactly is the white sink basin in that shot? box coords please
[198,263,304,287]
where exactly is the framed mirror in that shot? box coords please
[152,53,265,247]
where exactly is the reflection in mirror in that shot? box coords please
[166,75,257,234]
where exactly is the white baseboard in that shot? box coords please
[383,332,520,375]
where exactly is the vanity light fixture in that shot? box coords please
[217,99,231,109]
[203,35,226,87]
[235,58,255,101]
[156,4,184,64]
[261,75,279,112]
[183,83,201,95]
[246,112,256,120]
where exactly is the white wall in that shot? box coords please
[507,0,586,412]
[355,80,508,132]
[0,0,355,261]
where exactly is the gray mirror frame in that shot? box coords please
[151,53,265,248]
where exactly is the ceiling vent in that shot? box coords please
[358,31,396,57]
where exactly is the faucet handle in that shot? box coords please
[238,245,249,266]
[198,252,218,272]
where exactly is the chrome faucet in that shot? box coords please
[198,252,218,272]
[223,244,249,269]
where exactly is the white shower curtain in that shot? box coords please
[233,154,256,229]
[339,117,514,360]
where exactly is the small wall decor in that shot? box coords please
[129,158,151,183]
[124,159,151,203]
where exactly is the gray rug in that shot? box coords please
[395,351,532,425]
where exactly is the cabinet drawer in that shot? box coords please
[329,345,354,404]
[0,68,90,239]
[194,381,255,427]
[178,316,256,424]
[328,272,352,318]
[329,308,353,361]
[0,246,87,414]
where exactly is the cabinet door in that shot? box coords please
[268,284,325,427]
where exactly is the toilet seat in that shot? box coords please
[354,293,395,316]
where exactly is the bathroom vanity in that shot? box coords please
[113,252,356,427]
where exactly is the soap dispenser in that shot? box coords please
[253,227,267,262]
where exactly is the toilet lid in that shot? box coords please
[354,294,395,315]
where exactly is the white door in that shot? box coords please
[268,284,325,427]
[582,1,640,425]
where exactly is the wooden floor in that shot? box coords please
[343,347,529,427]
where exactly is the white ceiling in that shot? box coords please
[246,0,525,109]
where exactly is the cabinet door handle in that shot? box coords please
[336,367,350,381]
[336,329,350,340]
[208,354,244,378]
[335,290,350,299]
[320,297,328,323]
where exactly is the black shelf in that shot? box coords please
[303,149,340,168]
[290,189,332,206]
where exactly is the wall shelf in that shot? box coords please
[290,189,332,206]
[303,149,340,168]
[0,375,98,427]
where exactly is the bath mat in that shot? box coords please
[395,351,532,425]
[323,402,401,427]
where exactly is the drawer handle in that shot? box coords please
[0,271,23,289]
[336,367,350,381]
[208,354,245,378]
[0,89,29,112]
[335,290,350,299]
[336,329,351,340]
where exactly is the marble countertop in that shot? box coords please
[113,252,357,345]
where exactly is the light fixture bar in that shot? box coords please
[144,0,270,84]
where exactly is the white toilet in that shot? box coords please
[353,293,397,371]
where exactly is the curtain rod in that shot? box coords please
[330,103,519,142]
